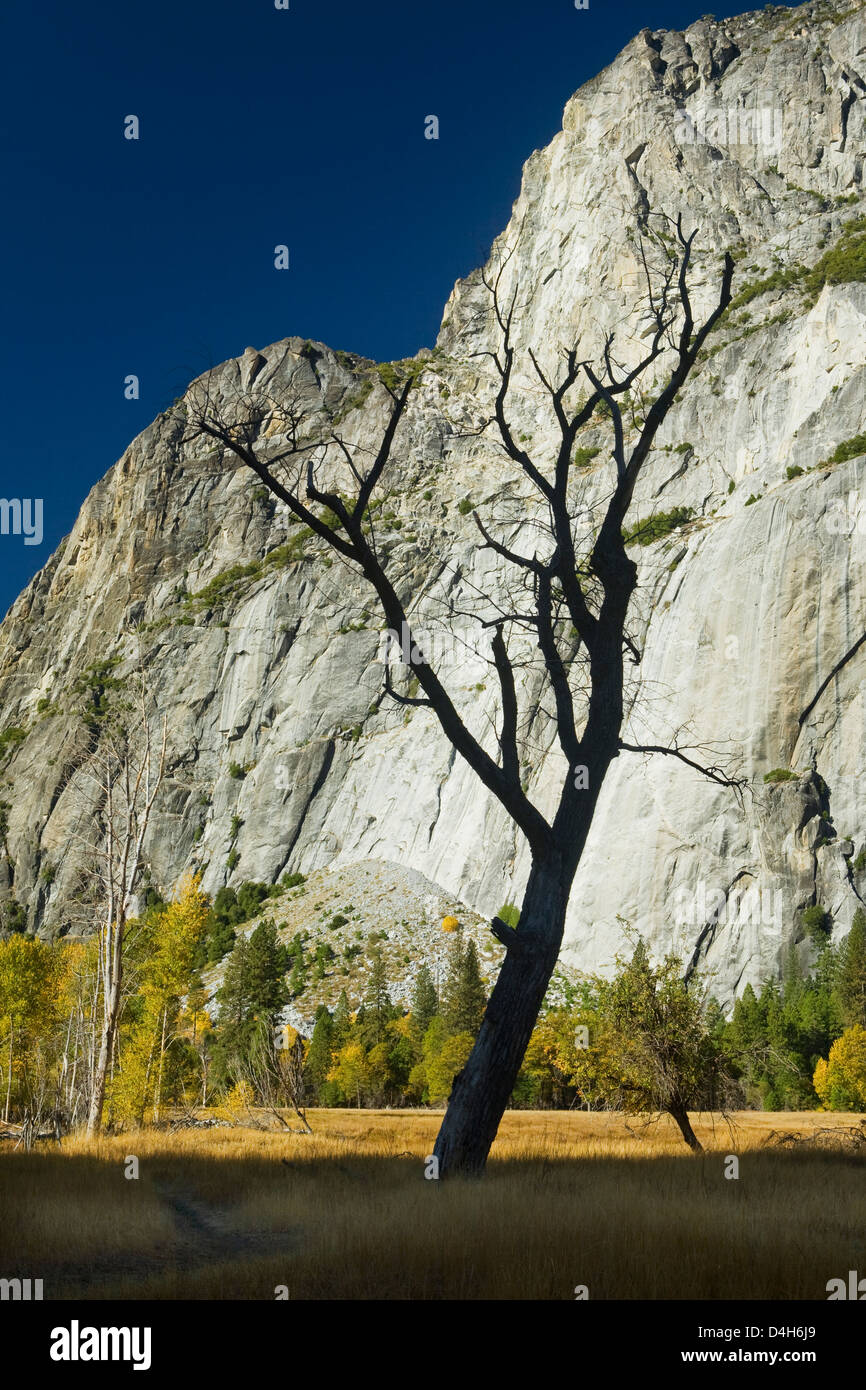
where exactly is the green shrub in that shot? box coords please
[73,658,123,721]
[0,726,27,760]
[280,872,307,890]
[801,904,832,941]
[727,217,866,315]
[572,446,600,468]
[729,262,806,310]
[332,379,373,424]
[786,464,804,480]
[226,848,240,873]
[497,903,521,929]
[744,493,761,506]
[228,761,246,780]
[261,532,312,568]
[820,433,866,468]
[457,498,474,515]
[212,881,272,931]
[187,563,260,611]
[375,363,400,391]
[764,768,797,783]
[802,216,866,303]
[622,506,694,546]
[3,899,27,933]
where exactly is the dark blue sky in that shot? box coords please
[0,0,778,616]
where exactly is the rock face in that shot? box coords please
[1,0,865,1007]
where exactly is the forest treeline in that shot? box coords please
[2,875,866,1138]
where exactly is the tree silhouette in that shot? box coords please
[185,215,741,1175]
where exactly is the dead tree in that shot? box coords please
[72,681,167,1137]
[184,215,738,1176]
[233,1021,313,1133]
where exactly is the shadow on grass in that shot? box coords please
[1,1118,864,1299]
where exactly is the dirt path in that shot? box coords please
[37,1181,301,1298]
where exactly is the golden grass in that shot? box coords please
[1,1108,864,1299]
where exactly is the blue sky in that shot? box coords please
[0,0,780,616]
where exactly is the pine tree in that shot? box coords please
[214,919,288,1083]
[364,947,392,1043]
[837,909,866,1027]
[217,936,252,1031]
[207,918,236,964]
[411,964,439,1037]
[244,919,290,1016]
[289,955,308,998]
[332,989,351,1047]
[443,939,487,1036]
[304,1005,334,1098]
[313,941,333,983]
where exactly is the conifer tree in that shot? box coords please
[214,919,289,1081]
[332,989,351,1047]
[289,955,308,999]
[364,946,392,1043]
[411,964,439,1038]
[836,909,866,1028]
[443,939,487,1036]
[245,919,290,1016]
[304,1005,334,1098]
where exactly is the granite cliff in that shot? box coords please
[1,0,865,1007]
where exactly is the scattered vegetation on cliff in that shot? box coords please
[622,505,695,546]
[820,432,866,468]
[728,214,866,312]
[0,726,27,764]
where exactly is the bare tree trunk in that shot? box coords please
[86,974,121,1137]
[4,1024,12,1123]
[81,708,167,1137]
[433,857,569,1177]
[669,1103,703,1152]
[153,1007,167,1124]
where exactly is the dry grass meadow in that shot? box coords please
[2,1108,864,1300]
